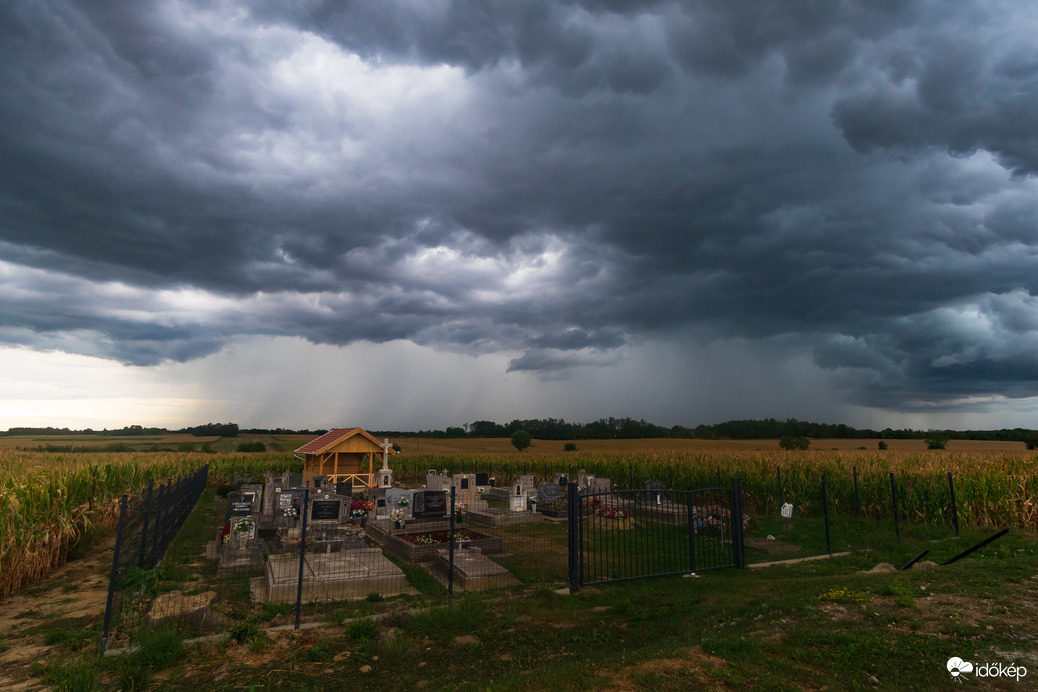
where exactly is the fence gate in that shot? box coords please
[567,480,745,590]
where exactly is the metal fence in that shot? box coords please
[103,461,965,650]
[102,465,209,647]
[569,483,746,589]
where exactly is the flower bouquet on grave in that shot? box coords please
[233,517,255,534]
[397,497,410,507]
[283,506,298,519]
[389,508,406,527]
[596,506,633,530]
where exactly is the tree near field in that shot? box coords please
[779,436,810,451]
[511,429,531,452]
[925,435,948,450]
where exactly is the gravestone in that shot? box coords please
[240,483,263,510]
[413,490,449,519]
[307,490,349,524]
[643,480,665,504]
[336,481,353,497]
[537,482,563,505]
[452,474,479,504]
[232,476,252,487]
[225,491,254,521]
[384,488,416,518]
[474,472,490,487]
[288,472,303,487]
[589,478,612,493]
[426,469,447,491]
[262,475,284,519]
[311,500,341,521]
[312,475,327,489]
[519,474,535,490]
[553,473,569,487]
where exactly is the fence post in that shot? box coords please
[294,488,310,629]
[137,478,154,569]
[567,481,580,593]
[731,478,746,569]
[853,466,860,518]
[102,494,130,648]
[448,486,456,601]
[889,473,900,541]
[686,491,698,573]
[947,471,960,537]
[821,475,831,556]
[777,467,784,510]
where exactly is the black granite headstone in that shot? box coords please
[225,491,253,519]
[311,500,341,521]
[336,481,353,497]
[475,472,489,486]
[413,490,448,518]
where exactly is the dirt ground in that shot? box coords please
[0,537,115,691]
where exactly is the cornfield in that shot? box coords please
[3,445,1035,599]
[0,450,298,597]
[391,448,1038,530]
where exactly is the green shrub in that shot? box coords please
[779,436,810,451]
[563,442,577,452]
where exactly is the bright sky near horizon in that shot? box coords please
[2,1,1038,432]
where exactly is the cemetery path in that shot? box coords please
[0,535,115,691]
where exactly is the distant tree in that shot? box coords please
[925,435,948,450]
[779,436,810,451]
[878,440,888,450]
[563,442,577,452]
[1024,434,1038,451]
[445,426,466,438]
[511,429,532,452]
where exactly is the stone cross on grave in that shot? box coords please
[378,438,394,488]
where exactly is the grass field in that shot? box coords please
[11,525,1038,691]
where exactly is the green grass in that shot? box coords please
[59,478,1034,691]
[31,528,1037,689]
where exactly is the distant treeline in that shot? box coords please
[2,422,244,437]
[374,417,1038,443]
[5,418,1038,443]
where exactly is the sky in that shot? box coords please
[2,0,1038,432]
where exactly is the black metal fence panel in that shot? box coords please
[574,484,745,588]
[102,465,209,646]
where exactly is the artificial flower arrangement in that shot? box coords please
[350,500,374,518]
[233,517,255,533]
[283,506,298,518]
[397,497,410,507]
[598,507,626,520]
[389,508,406,523]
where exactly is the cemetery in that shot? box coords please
[198,452,577,608]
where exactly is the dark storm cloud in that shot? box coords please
[2,0,1038,411]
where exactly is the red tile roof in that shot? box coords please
[294,427,360,455]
